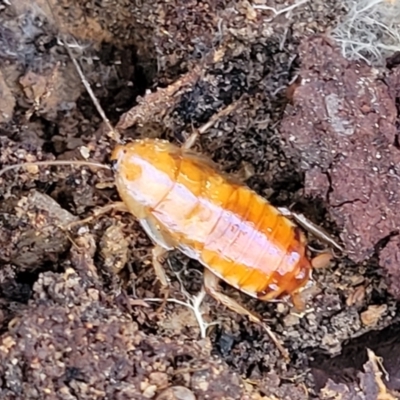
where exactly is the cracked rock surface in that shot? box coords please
[280,36,400,299]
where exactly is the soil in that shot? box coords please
[0,0,399,399]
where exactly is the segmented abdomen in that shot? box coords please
[151,151,311,300]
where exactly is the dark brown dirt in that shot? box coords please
[0,0,399,399]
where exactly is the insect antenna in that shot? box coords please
[45,0,120,142]
[0,1,120,179]
[0,160,111,177]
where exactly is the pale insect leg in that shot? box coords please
[151,245,170,289]
[203,268,262,323]
[181,99,246,151]
[311,252,334,269]
[290,291,307,312]
[139,215,176,289]
[277,207,344,253]
[181,128,199,151]
[203,268,289,360]
[64,201,128,230]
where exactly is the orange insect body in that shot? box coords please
[111,138,312,302]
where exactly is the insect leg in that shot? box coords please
[290,291,306,312]
[139,215,176,288]
[182,99,245,151]
[139,215,178,312]
[181,129,199,151]
[64,201,128,230]
[203,268,289,360]
[203,268,261,322]
[311,252,334,269]
[151,245,170,288]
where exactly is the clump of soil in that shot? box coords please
[0,0,399,399]
[0,266,257,399]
